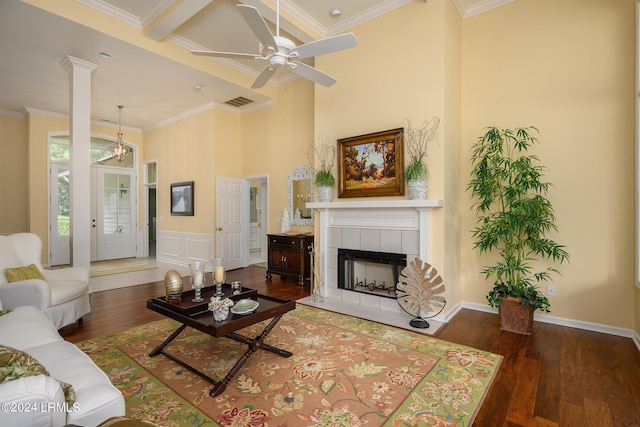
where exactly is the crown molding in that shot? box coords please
[0,109,25,119]
[137,0,176,28]
[325,0,414,36]
[23,107,68,120]
[279,0,413,38]
[77,0,145,28]
[452,0,515,19]
[143,98,276,132]
[23,107,141,133]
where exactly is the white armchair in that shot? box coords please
[0,233,90,329]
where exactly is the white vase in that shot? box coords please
[408,179,428,200]
[317,186,333,202]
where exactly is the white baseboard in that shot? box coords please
[460,301,640,352]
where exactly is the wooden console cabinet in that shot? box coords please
[266,234,314,285]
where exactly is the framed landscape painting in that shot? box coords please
[337,128,404,198]
[171,181,194,216]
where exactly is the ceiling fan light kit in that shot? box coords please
[191,1,357,89]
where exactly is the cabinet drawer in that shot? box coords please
[269,236,299,246]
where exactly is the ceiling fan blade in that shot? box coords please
[251,65,277,89]
[191,50,257,60]
[237,4,276,51]
[289,61,337,87]
[289,33,357,59]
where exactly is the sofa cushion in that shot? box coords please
[26,341,125,426]
[0,344,75,405]
[4,264,46,282]
[0,306,61,349]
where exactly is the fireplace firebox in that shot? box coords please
[337,249,407,299]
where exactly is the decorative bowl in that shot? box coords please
[231,299,259,315]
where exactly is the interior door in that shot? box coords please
[49,163,71,266]
[93,168,137,261]
[216,176,246,270]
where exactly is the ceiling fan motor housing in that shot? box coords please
[260,36,296,66]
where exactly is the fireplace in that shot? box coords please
[337,249,406,299]
[306,199,443,313]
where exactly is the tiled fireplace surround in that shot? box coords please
[306,200,444,317]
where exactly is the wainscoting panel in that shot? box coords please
[157,231,214,268]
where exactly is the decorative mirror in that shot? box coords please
[288,165,314,226]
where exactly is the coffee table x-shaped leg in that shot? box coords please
[149,314,292,397]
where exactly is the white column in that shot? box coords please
[416,207,432,262]
[315,208,329,297]
[61,56,99,270]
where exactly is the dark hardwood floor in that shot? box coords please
[60,265,640,427]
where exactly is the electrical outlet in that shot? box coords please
[547,285,556,296]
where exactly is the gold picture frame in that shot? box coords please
[337,128,404,198]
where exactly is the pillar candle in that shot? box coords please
[193,271,203,286]
[214,266,225,283]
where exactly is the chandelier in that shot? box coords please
[110,105,131,162]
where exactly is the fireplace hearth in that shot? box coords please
[338,249,407,299]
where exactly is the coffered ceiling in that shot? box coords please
[0,0,512,130]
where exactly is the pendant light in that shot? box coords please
[110,105,131,162]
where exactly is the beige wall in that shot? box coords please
[143,78,313,238]
[26,113,69,244]
[144,108,239,234]
[315,0,459,310]
[460,0,636,329]
[0,114,28,233]
[241,78,315,235]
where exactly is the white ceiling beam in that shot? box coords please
[144,0,213,42]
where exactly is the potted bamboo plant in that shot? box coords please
[404,117,440,199]
[467,126,569,334]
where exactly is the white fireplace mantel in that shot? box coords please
[307,198,443,300]
[307,199,443,210]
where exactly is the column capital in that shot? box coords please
[60,55,99,72]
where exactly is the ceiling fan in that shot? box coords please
[191,1,357,89]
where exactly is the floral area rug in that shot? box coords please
[76,305,502,426]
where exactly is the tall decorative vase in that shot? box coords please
[408,179,428,200]
[188,261,207,302]
[211,258,227,296]
[317,186,333,202]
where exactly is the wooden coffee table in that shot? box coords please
[147,285,296,397]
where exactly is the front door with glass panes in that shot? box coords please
[49,135,136,265]
[91,168,136,261]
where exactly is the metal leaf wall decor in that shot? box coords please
[395,257,446,328]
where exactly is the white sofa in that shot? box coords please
[0,303,125,426]
[0,233,90,329]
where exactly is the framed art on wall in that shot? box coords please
[171,181,194,216]
[337,128,404,198]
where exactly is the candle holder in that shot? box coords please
[188,261,207,302]
[211,258,227,296]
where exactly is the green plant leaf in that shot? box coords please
[468,126,569,313]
